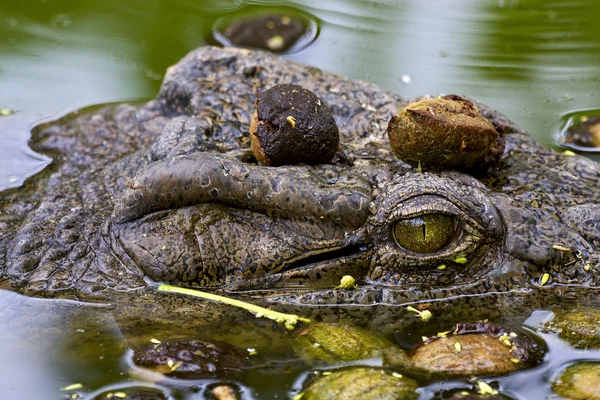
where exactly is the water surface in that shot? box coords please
[2,0,600,189]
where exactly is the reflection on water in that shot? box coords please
[0,289,124,399]
[1,287,600,399]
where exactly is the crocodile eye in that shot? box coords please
[393,214,457,254]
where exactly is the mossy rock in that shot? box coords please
[431,388,514,399]
[293,321,409,366]
[548,308,600,349]
[552,362,600,400]
[300,367,418,400]
[387,95,503,170]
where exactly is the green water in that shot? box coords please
[1,0,600,399]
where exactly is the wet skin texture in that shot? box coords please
[0,47,599,329]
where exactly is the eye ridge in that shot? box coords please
[393,212,458,254]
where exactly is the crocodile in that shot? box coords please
[1,46,599,327]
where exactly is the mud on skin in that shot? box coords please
[0,46,599,397]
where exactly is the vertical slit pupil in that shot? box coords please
[393,213,457,254]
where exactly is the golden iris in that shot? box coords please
[393,214,457,254]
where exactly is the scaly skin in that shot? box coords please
[0,47,598,332]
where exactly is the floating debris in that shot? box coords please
[335,275,357,290]
[60,383,83,391]
[267,35,285,51]
[540,273,550,286]
[454,341,462,353]
[453,256,468,264]
[406,305,433,322]
[476,381,498,395]
[0,108,15,116]
[106,393,127,399]
[158,284,310,330]
[286,115,297,128]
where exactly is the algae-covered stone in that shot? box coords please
[294,321,409,366]
[387,95,503,170]
[409,323,545,377]
[546,308,600,349]
[301,368,419,400]
[552,362,600,400]
[93,387,169,400]
[432,388,514,399]
[250,84,340,166]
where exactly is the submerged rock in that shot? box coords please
[545,308,600,349]
[214,9,315,53]
[408,323,545,377]
[559,113,600,151]
[92,387,170,400]
[293,321,409,366]
[552,362,600,400]
[300,368,418,400]
[431,387,514,400]
[132,338,247,379]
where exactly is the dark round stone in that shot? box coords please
[559,112,600,151]
[213,8,317,53]
[132,338,247,379]
[250,84,339,166]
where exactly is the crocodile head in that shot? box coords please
[1,47,598,326]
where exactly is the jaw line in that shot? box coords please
[221,248,371,292]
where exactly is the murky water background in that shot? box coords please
[1,0,600,399]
